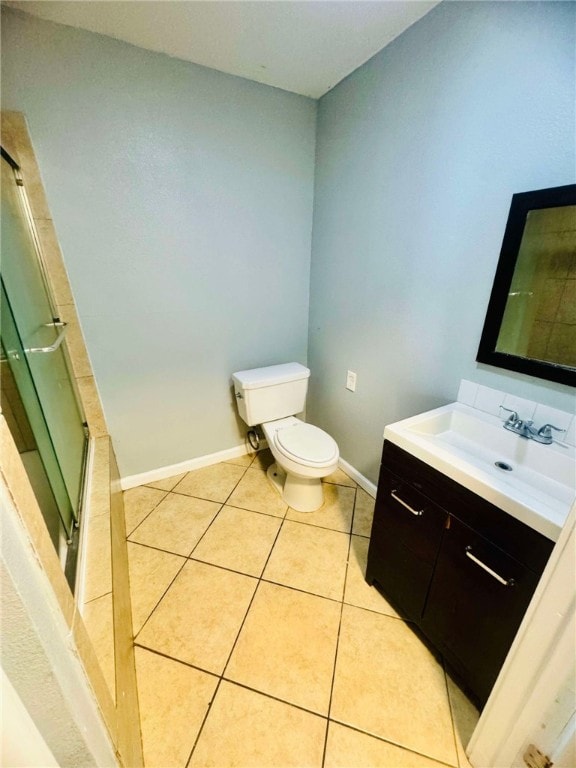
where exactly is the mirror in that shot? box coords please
[477,184,576,386]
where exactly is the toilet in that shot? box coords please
[232,363,339,512]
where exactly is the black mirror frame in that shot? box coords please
[477,184,576,387]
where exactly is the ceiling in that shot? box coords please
[5,1,439,98]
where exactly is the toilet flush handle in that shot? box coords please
[235,391,243,399]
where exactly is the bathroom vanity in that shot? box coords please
[366,402,574,706]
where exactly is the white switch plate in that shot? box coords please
[346,370,357,392]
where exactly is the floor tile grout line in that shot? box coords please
[442,655,464,768]
[125,538,192,560]
[257,576,347,606]
[127,514,397,631]
[168,460,251,507]
[219,514,288,679]
[133,642,221,681]
[135,638,431,734]
[125,488,171,538]
[183,501,287,566]
[184,676,226,768]
[184,503,228,560]
[130,500,247,641]
[184,514,288,767]
[129,461,468,767]
[82,588,113,605]
[131,551,190,641]
[277,515,352,535]
[327,715,461,768]
[126,460,370,765]
[320,487,356,767]
[133,471,260,768]
[134,641,459,768]
[174,450,265,499]
[184,473,288,570]
[220,678,331,721]
[129,483,386,638]
[213,500,288,521]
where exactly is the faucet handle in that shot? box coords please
[499,406,519,424]
[537,423,566,439]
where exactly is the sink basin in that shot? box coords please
[384,402,575,541]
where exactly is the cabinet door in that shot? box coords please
[366,466,446,622]
[421,515,540,704]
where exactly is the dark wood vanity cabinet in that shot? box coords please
[366,441,554,706]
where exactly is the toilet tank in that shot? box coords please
[232,363,310,427]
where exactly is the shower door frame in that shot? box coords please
[1,145,90,589]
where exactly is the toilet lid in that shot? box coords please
[274,423,338,465]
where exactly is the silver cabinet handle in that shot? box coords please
[465,546,515,586]
[26,322,69,354]
[390,490,423,516]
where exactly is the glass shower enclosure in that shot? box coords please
[1,147,89,589]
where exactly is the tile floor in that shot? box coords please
[123,450,479,768]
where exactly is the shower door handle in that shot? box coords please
[25,322,69,354]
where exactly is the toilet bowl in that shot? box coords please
[231,363,340,512]
[262,417,339,512]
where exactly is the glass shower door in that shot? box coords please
[1,149,88,548]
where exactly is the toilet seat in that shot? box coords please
[274,423,338,466]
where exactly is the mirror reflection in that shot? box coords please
[497,205,576,367]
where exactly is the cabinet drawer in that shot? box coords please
[372,466,446,564]
[382,441,553,573]
[421,515,540,704]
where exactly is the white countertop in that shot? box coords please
[383,402,576,542]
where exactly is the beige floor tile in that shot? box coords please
[135,647,218,768]
[325,722,450,768]
[137,560,257,674]
[323,467,356,488]
[189,681,326,768]
[224,452,257,467]
[123,486,167,535]
[191,505,282,577]
[127,542,186,635]
[81,592,115,703]
[225,581,341,715]
[83,511,112,603]
[173,463,245,503]
[287,482,355,533]
[331,605,457,766]
[446,673,480,768]
[353,487,376,536]
[227,467,288,517]
[344,535,400,617]
[128,493,221,556]
[145,472,187,492]
[263,520,349,600]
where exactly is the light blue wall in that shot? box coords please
[1,8,317,477]
[308,0,576,483]
[2,3,575,484]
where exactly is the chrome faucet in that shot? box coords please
[500,406,565,444]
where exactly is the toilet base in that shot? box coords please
[266,462,324,512]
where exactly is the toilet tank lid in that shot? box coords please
[232,362,310,390]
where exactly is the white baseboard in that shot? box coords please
[121,442,378,499]
[338,457,377,498]
[120,443,255,490]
